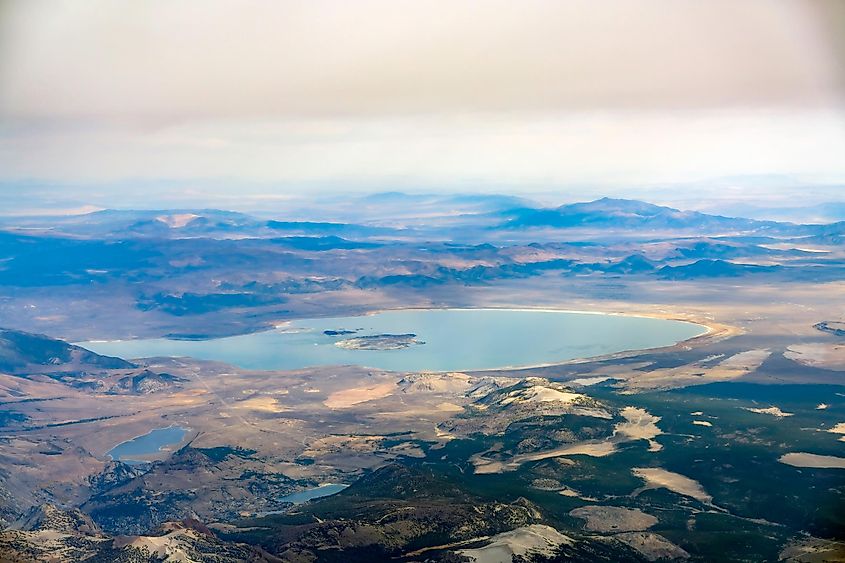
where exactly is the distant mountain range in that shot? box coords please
[2,197,843,240]
[0,197,841,294]
[0,208,396,241]
[494,197,825,235]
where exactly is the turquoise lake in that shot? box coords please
[81,309,706,372]
[106,426,187,462]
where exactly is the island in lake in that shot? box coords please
[323,329,360,336]
[334,333,424,350]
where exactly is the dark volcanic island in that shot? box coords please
[334,333,424,350]
[323,329,359,336]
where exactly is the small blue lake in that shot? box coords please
[279,483,349,504]
[107,426,188,462]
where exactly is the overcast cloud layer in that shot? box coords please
[1,0,843,199]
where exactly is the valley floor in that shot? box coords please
[2,275,845,561]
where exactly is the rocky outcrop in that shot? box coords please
[109,370,186,394]
[0,505,269,562]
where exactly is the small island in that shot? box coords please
[334,333,425,351]
[323,329,360,336]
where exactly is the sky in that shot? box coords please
[1,0,844,208]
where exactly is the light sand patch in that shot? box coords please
[719,349,772,370]
[232,396,286,413]
[155,213,200,228]
[570,506,657,533]
[323,382,396,409]
[569,376,612,386]
[744,406,793,417]
[614,407,662,452]
[472,441,615,474]
[779,452,845,469]
[471,405,663,474]
[624,349,770,391]
[632,467,712,503]
[615,532,690,561]
[456,524,572,563]
[827,422,845,442]
[518,440,617,461]
[470,459,509,475]
[785,343,845,371]
[302,435,384,458]
[388,441,426,458]
[498,380,585,406]
[693,420,712,427]
[399,372,474,393]
[435,401,464,412]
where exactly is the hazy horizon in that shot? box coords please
[1,176,844,225]
[2,0,844,206]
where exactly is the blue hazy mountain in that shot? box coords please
[496,197,801,233]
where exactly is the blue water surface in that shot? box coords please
[82,309,706,372]
[279,484,349,504]
[107,426,188,462]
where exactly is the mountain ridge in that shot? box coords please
[496,197,807,233]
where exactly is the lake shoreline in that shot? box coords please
[105,424,192,463]
[79,307,727,374]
